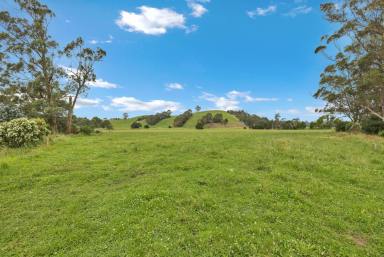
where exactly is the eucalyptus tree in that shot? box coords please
[315,0,384,122]
[61,37,106,133]
[0,0,66,132]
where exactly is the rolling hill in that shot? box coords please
[110,110,243,130]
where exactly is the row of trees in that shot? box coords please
[1,0,106,134]
[314,0,384,133]
[173,109,193,127]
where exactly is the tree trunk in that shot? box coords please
[66,96,73,134]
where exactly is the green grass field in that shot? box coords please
[1,130,384,256]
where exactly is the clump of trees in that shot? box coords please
[144,110,172,126]
[228,110,272,129]
[195,112,229,129]
[173,109,193,127]
[0,0,107,135]
[131,121,142,129]
[314,0,384,136]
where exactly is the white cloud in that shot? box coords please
[101,105,112,111]
[87,79,118,89]
[89,35,113,45]
[200,91,277,111]
[111,97,181,112]
[200,92,240,111]
[247,5,277,18]
[166,83,184,91]
[188,1,208,18]
[116,6,186,35]
[284,5,312,17]
[227,90,278,102]
[185,24,199,34]
[76,98,102,109]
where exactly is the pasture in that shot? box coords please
[1,130,384,256]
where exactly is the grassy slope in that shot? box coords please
[1,130,384,256]
[110,110,242,129]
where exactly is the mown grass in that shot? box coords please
[1,130,384,256]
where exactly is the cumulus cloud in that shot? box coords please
[284,5,312,17]
[227,90,278,102]
[200,90,277,111]
[87,79,118,89]
[75,98,102,109]
[200,92,240,111]
[247,5,277,18]
[111,97,181,112]
[166,83,184,91]
[116,6,186,35]
[188,0,208,18]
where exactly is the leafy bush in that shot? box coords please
[144,124,150,129]
[79,126,94,135]
[228,110,272,129]
[101,120,113,130]
[213,113,224,123]
[378,130,384,137]
[361,116,384,134]
[335,120,352,132]
[0,118,49,148]
[131,121,142,129]
[174,109,193,127]
[195,121,204,129]
[0,104,25,122]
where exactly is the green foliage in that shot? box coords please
[79,125,94,135]
[213,113,224,123]
[228,110,272,129]
[144,124,150,129]
[173,109,193,127]
[101,120,113,130]
[145,110,172,126]
[361,116,384,135]
[0,118,49,148]
[0,103,24,122]
[378,130,384,137]
[335,120,353,132]
[131,121,142,129]
[195,121,204,129]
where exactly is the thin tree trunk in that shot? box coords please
[66,96,73,134]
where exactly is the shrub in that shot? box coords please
[361,116,384,134]
[168,125,172,128]
[0,118,49,148]
[144,124,150,129]
[377,130,384,137]
[195,121,204,129]
[101,120,113,130]
[145,110,172,126]
[79,126,94,135]
[131,121,142,129]
[335,120,352,132]
[213,113,224,123]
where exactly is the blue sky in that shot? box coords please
[43,0,329,120]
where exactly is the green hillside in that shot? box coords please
[110,110,242,129]
[183,110,242,128]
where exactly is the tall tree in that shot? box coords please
[0,0,65,132]
[315,0,384,122]
[61,37,106,134]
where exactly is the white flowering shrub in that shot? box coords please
[0,118,50,148]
